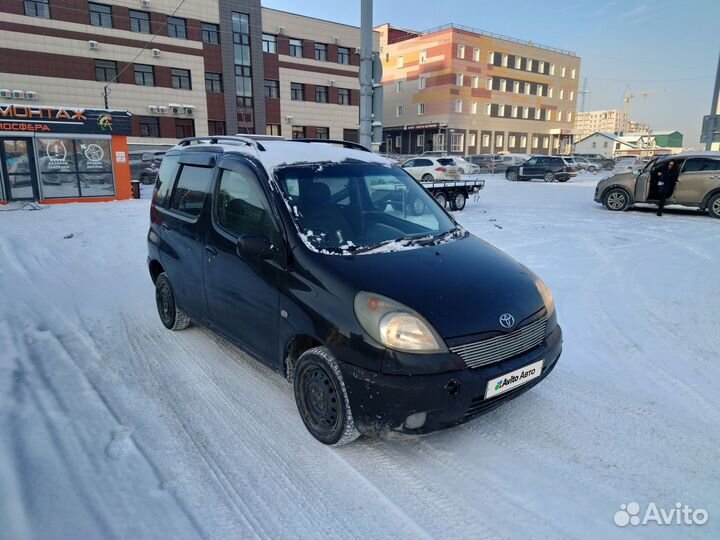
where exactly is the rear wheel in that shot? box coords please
[293,347,360,446]
[506,170,518,182]
[603,188,631,211]
[422,173,434,181]
[708,193,720,219]
[450,190,466,211]
[155,273,191,330]
[543,171,555,183]
[588,165,597,173]
[435,191,448,208]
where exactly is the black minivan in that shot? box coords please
[148,136,562,445]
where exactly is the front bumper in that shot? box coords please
[339,324,562,436]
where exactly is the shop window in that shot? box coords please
[202,22,220,44]
[139,116,160,138]
[338,47,350,65]
[129,10,150,33]
[95,60,117,82]
[262,34,277,54]
[25,0,50,18]
[171,68,192,90]
[338,88,350,105]
[292,126,306,139]
[266,124,281,136]
[316,127,329,139]
[264,80,279,98]
[134,64,155,86]
[205,72,223,93]
[175,119,195,139]
[170,165,214,217]
[167,16,187,39]
[36,138,114,199]
[89,3,112,28]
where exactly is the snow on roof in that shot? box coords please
[575,132,635,146]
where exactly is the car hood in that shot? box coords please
[320,235,545,339]
[600,172,636,188]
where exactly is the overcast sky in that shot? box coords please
[263,0,719,146]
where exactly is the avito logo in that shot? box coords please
[495,366,537,391]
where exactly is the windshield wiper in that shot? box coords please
[406,227,464,247]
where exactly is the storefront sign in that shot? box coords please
[406,123,440,131]
[0,105,132,135]
[115,151,126,163]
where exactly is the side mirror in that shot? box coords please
[236,234,274,260]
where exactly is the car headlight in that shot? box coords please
[354,291,448,353]
[534,277,555,317]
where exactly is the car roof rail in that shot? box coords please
[294,138,371,153]
[176,136,267,152]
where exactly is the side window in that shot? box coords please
[169,164,214,217]
[215,167,278,240]
[404,160,415,168]
[418,159,432,167]
[153,154,180,208]
[683,158,718,173]
[525,157,538,166]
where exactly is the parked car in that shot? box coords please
[574,153,615,170]
[129,150,165,183]
[572,156,601,173]
[402,157,460,181]
[594,151,720,218]
[467,154,506,172]
[148,136,562,445]
[452,156,480,174]
[505,156,579,182]
[614,155,643,172]
[498,153,532,168]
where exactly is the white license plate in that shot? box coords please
[485,359,544,399]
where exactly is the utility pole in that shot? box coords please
[704,49,720,151]
[579,77,590,113]
[359,0,373,150]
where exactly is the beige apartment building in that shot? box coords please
[574,109,629,139]
[378,23,581,156]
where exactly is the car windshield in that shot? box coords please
[274,162,461,255]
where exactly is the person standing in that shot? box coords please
[655,159,679,216]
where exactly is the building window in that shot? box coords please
[495,134,503,148]
[567,111,573,122]
[454,100,463,113]
[129,10,150,33]
[500,79,507,92]
[94,59,117,82]
[266,124,281,136]
[468,133,476,147]
[511,105,518,118]
[291,82,304,101]
[395,105,403,117]
[520,135,527,147]
[175,119,195,139]
[543,136,549,148]
[473,47,480,62]
[525,83,531,95]
[450,132,464,152]
[139,116,160,138]
[338,88,350,105]
[484,103,491,115]
[471,102,478,114]
[89,3,112,28]
[456,73,464,86]
[315,85,328,103]
[571,68,576,79]
[420,50,427,63]
[292,126,306,139]
[539,61,545,73]
[499,104,505,117]
[315,43,328,61]
[418,77,426,90]
[550,64,555,76]
[418,103,425,116]
[209,120,226,135]
[486,77,492,90]
[338,47,350,65]
[488,51,494,63]
[167,16,187,39]
[532,135,539,147]
[262,34,277,54]
[205,72,223,93]
[569,90,575,101]
[556,110,562,121]
[171,68,191,90]
[511,80,518,93]
[264,79,279,98]
[134,64,155,86]
[526,59,533,71]
[416,133,424,148]
[24,0,50,18]
[559,88,565,100]
[457,44,465,59]
[316,127,329,139]
[202,22,220,44]
[509,135,516,147]
[561,66,566,77]
[289,39,303,57]
[501,53,508,67]
[397,55,404,68]
[471,75,479,89]
[235,66,253,107]
[482,134,490,147]
[549,87,554,98]
[396,80,402,93]
[522,107,529,119]
[232,13,253,109]
[515,56,522,69]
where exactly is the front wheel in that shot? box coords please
[588,165,597,173]
[450,191,466,211]
[708,193,720,219]
[603,188,631,211]
[293,347,360,446]
[435,191,448,208]
[506,170,518,182]
[155,273,191,330]
[543,172,555,183]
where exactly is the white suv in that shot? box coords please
[401,157,461,181]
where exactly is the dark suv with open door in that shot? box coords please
[148,136,562,445]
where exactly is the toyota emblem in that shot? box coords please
[499,313,515,329]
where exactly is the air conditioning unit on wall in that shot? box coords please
[88,40,98,50]
[147,105,159,113]
[12,90,25,99]
[25,90,39,100]
[183,105,195,115]
[158,105,168,113]
[141,0,151,8]
[169,103,181,114]
[0,89,11,99]
[152,48,161,58]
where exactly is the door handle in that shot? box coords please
[205,245,218,256]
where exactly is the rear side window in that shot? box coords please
[437,158,455,166]
[416,159,432,167]
[169,164,214,217]
[153,154,180,208]
[683,158,720,172]
[215,167,278,240]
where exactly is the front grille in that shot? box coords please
[450,316,547,369]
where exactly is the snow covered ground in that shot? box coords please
[1,172,718,539]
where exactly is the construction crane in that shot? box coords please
[623,86,666,121]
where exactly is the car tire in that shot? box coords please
[450,191,466,211]
[543,172,555,183]
[708,193,720,219]
[422,173,434,181]
[603,188,631,212]
[293,346,360,446]
[435,191,448,208]
[557,177,569,183]
[588,165,597,173]
[140,173,149,184]
[155,273,191,330]
[458,168,465,174]
[506,170,518,182]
